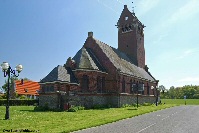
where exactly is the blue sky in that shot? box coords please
[0,0,199,90]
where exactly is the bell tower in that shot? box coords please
[116,5,145,68]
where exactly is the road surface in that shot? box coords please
[73,105,199,133]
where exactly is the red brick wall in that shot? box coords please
[74,70,107,92]
[83,37,118,92]
[80,36,155,95]
[117,74,156,95]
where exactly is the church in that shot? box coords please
[39,5,158,109]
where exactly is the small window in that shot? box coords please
[97,76,102,93]
[130,79,133,93]
[102,77,105,93]
[50,86,54,92]
[122,28,125,32]
[122,78,125,93]
[82,75,89,92]
[24,88,28,92]
[147,83,149,95]
[125,16,128,20]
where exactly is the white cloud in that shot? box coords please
[168,0,199,24]
[116,0,124,5]
[175,48,199,60]
[97,0,120,15]
[152,33,168,44]
[150,0,199,39]
[160,0,199,30]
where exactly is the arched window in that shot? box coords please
[50,85,54,92]
[133,80,136,94]
[130,79,133,93]
[102,77,106,93]
[42,85,45,93]
[97,76,102,93]
[147,83,149,95]
[82,75,89,92]
[122,78,125,93]
[142,82,145,95]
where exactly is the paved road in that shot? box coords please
[73,106,199,133]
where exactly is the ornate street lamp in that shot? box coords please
[1,62,23,120]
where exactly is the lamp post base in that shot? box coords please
[5,106,10,120]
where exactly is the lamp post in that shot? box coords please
[1,62,23,120]
[151,86,161,106]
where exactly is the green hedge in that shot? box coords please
[0,99,39,106]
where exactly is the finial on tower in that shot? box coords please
[132,1,136,15]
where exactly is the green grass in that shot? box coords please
[161,99,199,105]
[0,105,175,133]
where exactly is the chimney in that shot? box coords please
[88,32,93,37]
[144,65,149,72]
[124,5,127,9]
[21,79,24,85]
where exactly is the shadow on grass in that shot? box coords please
[20,110,35,112]
[127,108,138,110]
[19,109,63,112]
[91,107,112,110]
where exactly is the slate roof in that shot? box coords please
[93,38,156,82]
[72,47,106,72]
[15,80,40,95]
[40,65,78,84]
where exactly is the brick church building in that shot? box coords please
[39,5,158,109]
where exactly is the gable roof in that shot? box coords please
[15,80,40,95]
[72,47,106,72]
[40,65,78,84]
[73,47,99,70]
[92,38,156,82]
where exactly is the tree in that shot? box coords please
[160,85,199,99]
[2,77,18,92]
[169,86,175,99]
[2,77,30,92]
[159,85,166,93]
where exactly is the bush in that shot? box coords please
[34,105,85,112]
[34,106,47,111]
[43,103,49,110]
[0,99,38,106]
[34,105,62,112]
[68,107,78,112]
[122,104,131,108]
[77,106,85,110]
[93,104,102,109]
[132,103,141,107]
[193,94,199,99]
[19,95,27,99]
[92,104,112,109]
[142,102,152,106]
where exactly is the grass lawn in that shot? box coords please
[0,104,175,133]
[161,99,199,105]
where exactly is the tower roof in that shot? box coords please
[116,5,144,28]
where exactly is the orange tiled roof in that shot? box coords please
[15,80,40,96]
